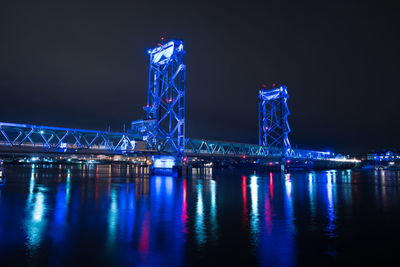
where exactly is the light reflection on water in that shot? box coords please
[195,179,205,246]
[326,170,336,237]
[25,165,46,254]
[250,175,260,243]
[1,165,400,265]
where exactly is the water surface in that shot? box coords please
[1,164,400,266]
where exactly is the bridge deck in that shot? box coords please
[0,121,358,163]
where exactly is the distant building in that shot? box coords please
[367,150,400,162]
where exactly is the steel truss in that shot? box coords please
[185,139,330,159]
[259,85,293,157]
[0,122,141,154]
[0,122,331,159]
[185,139,282,157]
[143,39,186,157]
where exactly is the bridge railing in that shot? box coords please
[184,139,283,158]
[292,148,331,160]
[0,122,337,160]
[0,122,144,154]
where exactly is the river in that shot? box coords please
[0,164,399,266]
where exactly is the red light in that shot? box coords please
[242,155,246,159]
[286,160,290,164]
[183,157,187,162]
[269,162,273,166]
[265,126,269,130]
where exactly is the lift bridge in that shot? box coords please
[0,39,337,162]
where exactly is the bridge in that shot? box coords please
[0,38,358,168]
[0,122,330,159]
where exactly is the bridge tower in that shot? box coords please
[259,85,292,157]
[143,39,186,157]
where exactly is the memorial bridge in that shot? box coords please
[0,39,358,167]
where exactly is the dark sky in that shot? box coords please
[1,0,399,153]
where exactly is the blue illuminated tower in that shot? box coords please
[143,40,186,157]
[259,85,292,157]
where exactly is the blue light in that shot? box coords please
[259,85,292,156]
[250,175,259,238]
[108,188,119,246]
[195,181,205,245]
[152,155,176,169]
[144,39,186,157]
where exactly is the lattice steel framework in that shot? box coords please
[0,122,142,154]
[259,85,292,157]
[143,40,186,157]
[184,139,330,159]
[185,139,282,158]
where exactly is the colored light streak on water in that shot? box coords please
[326,171,336,237]
[259,173,295,266]
[308,172,316,225]
[66,168,71,204]
[242,176,248,228]
[165,176,174,210]
[52,169,71,242]
[28,164,35,201]
[265,173,273,235]
[210,179,218,241]
[250,175,260,241]
[95,165,99,201]
[380,170,388,208]
[52,193,66,241]
[108,188,119,247]
[25,191,46,252]
[155,176,162,196]
[195,180,206,246]
[166,176,173,196]
[117,186,127,238]
[269,172,274,199]
[25,164,47,254]
[181,178,188,233]
[284,174,294,232]
[341,170,353,207]
[32,192,45,222]
[138,212,150,260]
[126,187,136,242]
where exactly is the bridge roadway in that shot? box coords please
[0,121,348,162]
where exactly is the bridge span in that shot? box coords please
[0,38,360,171]
[0,121,354,162]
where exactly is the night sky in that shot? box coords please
[1,0,399,153]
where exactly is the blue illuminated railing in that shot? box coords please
[185,139,282,157]
[0,122,334,160]
[0,122,144,154]
[183,139,332,159]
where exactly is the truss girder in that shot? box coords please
[180,138,328,160]
[0,122,142,154]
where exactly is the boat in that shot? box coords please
[0,161,5,185]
